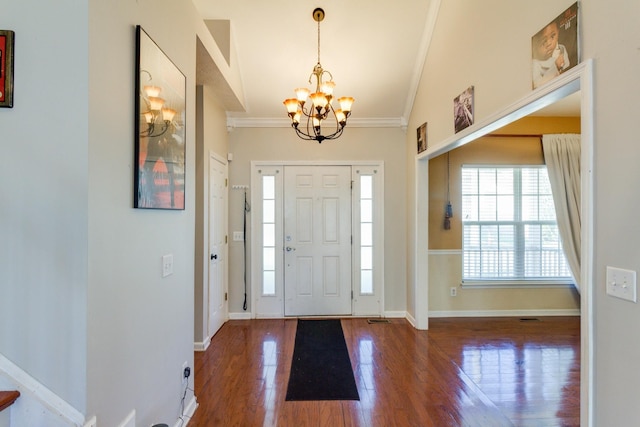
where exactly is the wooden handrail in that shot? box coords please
[0,390,20,412]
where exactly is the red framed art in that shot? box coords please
[0,30,15,108]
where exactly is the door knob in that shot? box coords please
[211,254,218,260]
[286,246,296,252]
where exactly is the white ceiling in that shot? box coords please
[192,0,580,125]
[192,0,435,125]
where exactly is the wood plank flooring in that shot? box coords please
[189,316,579,426]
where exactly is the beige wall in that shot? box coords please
[427,116,581,314]
[227,126,408,314]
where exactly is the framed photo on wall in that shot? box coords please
[134,26,186,210]
[531,2,579,89]
[0,30,15,108]
[417,122,427,153]
[454,86,474,133]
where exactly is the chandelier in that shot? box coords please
[283,8,354,143]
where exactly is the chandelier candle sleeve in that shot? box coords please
[283,7,354,143]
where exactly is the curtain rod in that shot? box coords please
[485,133,542,138]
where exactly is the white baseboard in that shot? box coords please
[383,311,407,319]
[428,309,581,318]
[194,337,210,352]
[405,312,417,328]
[0,353,85,426]
[229,312,253,320]
[117,410,135,427]
[176,395,198,427]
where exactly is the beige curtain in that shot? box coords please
[542,134,581,292]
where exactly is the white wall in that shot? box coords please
[86,0,227,424]
[227,126,408,314]
[585,1,640,425]
[408,0,640,424]
[0,0,89,412]
[3,0,240,423]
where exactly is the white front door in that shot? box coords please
[283,165,352,316]
[208,154,227,337]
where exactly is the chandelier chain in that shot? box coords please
[317,18,321,65]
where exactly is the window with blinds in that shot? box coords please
[461,165,572,284]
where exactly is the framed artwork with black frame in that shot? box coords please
[134,25,186,210]
[0,30,15,108]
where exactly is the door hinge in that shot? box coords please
[225,178,228,187]
[225,235,228,244]
[351,180,354,190]
[351,290,354,300]
[225,292,228,301]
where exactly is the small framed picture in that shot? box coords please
[531,2,579,89]
[417,122,427,153]
[454,86,474,133]
[0,30,15,108]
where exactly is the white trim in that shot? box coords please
[414,156,429,330]
[228,312,253,320]
[177,395,198,427]
[117,410,135,427]
[0,353,85,426]
[252,160,385,167]
[579,59,595,427]
[352,166,385,317]
[226,117,404,129]
[461,281,575,289]
[429,309,581,318]
[405,312,417,328]
[194,337,211,352]
[251,161,385,319]
[383,311,407,319]
[428,249,462,255]
[402,0,442,123]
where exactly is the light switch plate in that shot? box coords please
[606,266,637,303]
[233,231,244,241]
[162,254,174,278]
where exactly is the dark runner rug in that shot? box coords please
[285,319,360,401]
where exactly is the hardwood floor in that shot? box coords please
[189,317,579,426]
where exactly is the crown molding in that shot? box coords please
[226,116,406,130]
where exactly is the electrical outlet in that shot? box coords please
[182,361,190,383]
[606,266,637,303]
[450,287,457,297]
[162,254,173,278]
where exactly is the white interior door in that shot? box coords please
[208,154,227,337]
[284,165,352,316]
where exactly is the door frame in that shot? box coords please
[414,61,594,426]
[251,160,385,318]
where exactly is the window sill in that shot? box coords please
[461,280,575,289]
